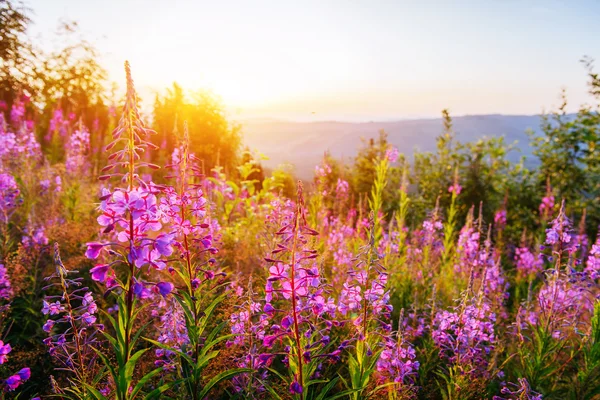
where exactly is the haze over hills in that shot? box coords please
[240,114,566,179]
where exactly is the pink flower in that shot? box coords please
[85,242,104,259]
[0,341,11,364]
[385,147,399,163]
[43,320,55,333]
[156,282,174,297]
[448,183,462,195]
[5,374,21,390]
[90,264,110,283]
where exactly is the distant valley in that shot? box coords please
[239,114,562,179]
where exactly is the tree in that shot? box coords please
[530,57,600,232]
[153,83,242,174]
[0,0,38,108]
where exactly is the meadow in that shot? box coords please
[0,59,599,400]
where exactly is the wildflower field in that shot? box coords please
[1,60,599,399]
[3,2,600,399]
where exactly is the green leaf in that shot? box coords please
[130,367,166,399]
[82,383,108,400]
[93,347,117,384]
[261,382,284,400]
[130,320,153,350]
[325,388,362,400]
[315,377,339,400]
[124,348,149,383]
[143,379,184,400]
[197,368,252,399]
[143,337,194,365]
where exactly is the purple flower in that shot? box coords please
[448,183,462,195]
[385,147,399,163]
[155,233,175,256]
[90,264,110,283]
[156,282,174,297]
[289,380,303,394]
[16,368,30,380]
[3,368,29,391]
[281,315,293,329]
[43,319,55,333]
[42,300,64,315]
[85,242,104,259]
[133,280,151,299]
[82,312,97,325]
[5,374,21,390]
[0,341,11,364]
[65,127,91,175]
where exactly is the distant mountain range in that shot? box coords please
[239,114,567,179]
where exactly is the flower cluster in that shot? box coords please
[386,146,399,163]
[0,265,12,300]
[539,195,554,219]
[515,247,543,278]
[65,125,91,176]
[88,185,169,286]
[585,237,600,279]
[432,300,496,377]
[42,243,102,387]
[493,378,543,400]
[261,182,338,395]
[376,334,419,385]
[455,221,480,274]
[21,222,49,249]
[0,173,20,223]
[338,232,392,338]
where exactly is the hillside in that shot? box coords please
[240,114,557,178]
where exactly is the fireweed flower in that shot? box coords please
[9,100,25,125]
[84,62,174,399]
[324,217,356,292]
[536,276,593,339]
[539,195,555,220]
[21,222,49,249]
[385,146,399,163]
[406,208,445,282]
[42,243,102,391]
[493,378,543,400]
[455,211,480,274]
[375,315,419,389]
[65,124,91,176]
[153,297,189,371]
[432,298,497,378]
[515,247,543,278]
[48,108,71,140]
[4,368,30,391]
[524,202,595,340]
[448,183,462,195]
[261,182,337,398]
[160,121,221,299]
[339,220,418,396]
[265,198,296,233]
[585,235,600,279]
[494,209,507,228]
[0,341,11,364]
[140,121,237,399]
[0,265,12,300]
[0,173,20,225]
[1,114,42,165]
[338,224,392,336]
[335,178,349,201]
[227,280,271,395]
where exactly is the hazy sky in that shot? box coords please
[27,0,600,121]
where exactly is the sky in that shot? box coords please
[26,0,600,121]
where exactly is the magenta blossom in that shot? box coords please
[156,281,174,297]
[90,264,111,283]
